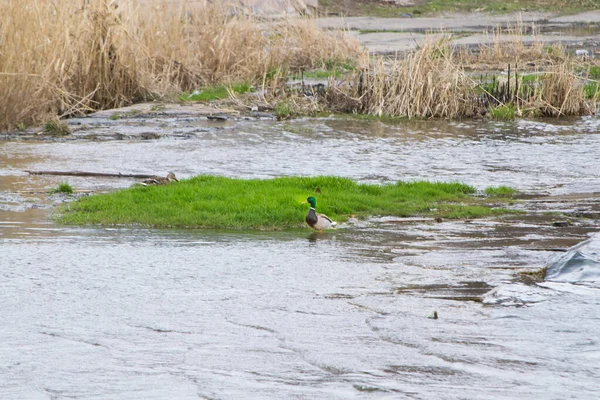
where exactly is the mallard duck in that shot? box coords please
[305,196,336,232]
[141,172,179,186]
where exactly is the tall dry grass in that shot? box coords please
[0,0,359,130]
[526,63,596,117]
[325,36,596,119]
[327,39,480,118]
[455,21,572,69]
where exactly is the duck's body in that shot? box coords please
[305,196,336,232]
[141,172,179,186]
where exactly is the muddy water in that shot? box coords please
[1,114,600,399]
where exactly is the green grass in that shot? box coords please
[584,82,600,98]
[291,60,356,80]
[520,73,539,84]
[587,65,600,79]
[43,120,70,136]
[182,83,250,102]
[485,185,517,198]
[49,182,74,195]
[489,103,516,120]
[59,176,513,230]
[293,69,343,79]
[274,102,293,120]
[322,0,600,17]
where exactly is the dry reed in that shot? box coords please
[455,21,568,68]
[0,0,359,130]
[324,35,597,119]
[526,63,596,116]
[327,39,480,118]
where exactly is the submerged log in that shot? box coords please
[25,170,157,179]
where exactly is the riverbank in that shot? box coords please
[4,3,600,131]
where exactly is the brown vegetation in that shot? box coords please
[327,39,477,118]
[0,0,359,130]
[321,27,598,119]
[457,22,566,68]
[2,1,597,127]
[233,17,597,120]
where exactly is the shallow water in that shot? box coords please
[1,115,600,399]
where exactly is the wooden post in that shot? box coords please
[507,63,511,103]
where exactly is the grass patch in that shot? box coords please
[587,65,600,79]
[321,0,600,16]
[275,102,293,120]
[485,185,518,198]
[182,83,251,102]
[59,176,512,230]
[489,103,516,120]
[583,82,600,98]
[294,69,344,79]
[43,120,70,136]
[49,182,74,195]
[291,61,355,80]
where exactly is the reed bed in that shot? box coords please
[324,39,481,118]
[527,62,596,116]
[457,21,568,67]
[0,0,359,130]
[320,35,597,119]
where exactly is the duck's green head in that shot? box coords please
[306,196,317,208]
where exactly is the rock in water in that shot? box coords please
[545,233,600,282]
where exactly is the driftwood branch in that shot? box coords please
[25,170,157,179]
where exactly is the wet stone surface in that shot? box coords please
[319,11,600,55]
[1,110,600,399]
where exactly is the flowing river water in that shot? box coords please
[1,110,599,399]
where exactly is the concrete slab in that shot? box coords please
[549,10,600,23]
[321,11,600,54]
[352,31,437,53]
[317,12,554,32]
